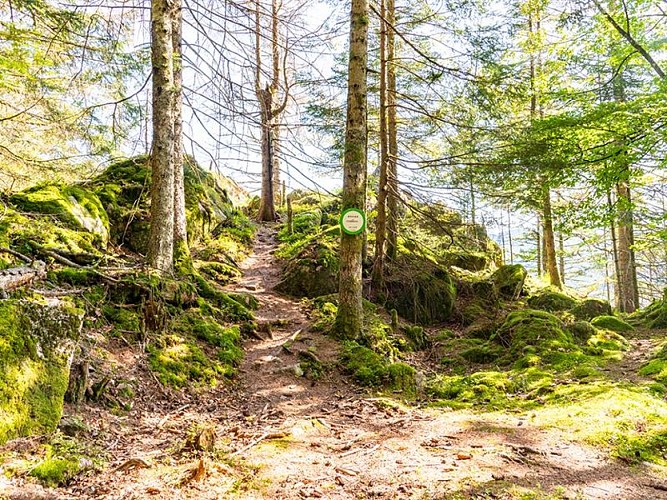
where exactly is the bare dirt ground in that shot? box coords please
[2,224,667,499]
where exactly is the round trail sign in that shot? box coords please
[340,208,366,235]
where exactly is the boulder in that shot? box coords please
[490,264,527,299]
[527,290,578,312]
[0,298,83,444]
[570,298,612,321]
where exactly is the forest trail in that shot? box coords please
[210,225,667,499]
[2,225,667,500]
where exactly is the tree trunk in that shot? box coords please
[372,0,388,290]
[172,0,189,264]
[616,176,638,312]
[148,0,176,274]
[536,218,541,277]
[335,0,368,340]
[385,0,398,261]
[558,231,565,285]
[608,191,622,309]
[542,187,562,289]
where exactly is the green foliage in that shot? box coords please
[639,344,667,384]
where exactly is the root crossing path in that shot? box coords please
[218,224,667,500]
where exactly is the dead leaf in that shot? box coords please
[180,458,207,486]
[456,452,472,460]
[115,458,150,472]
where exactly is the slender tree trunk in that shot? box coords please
[616,176,638,312]
[542,187,562,289]
[148,0,176,274]
[372,0,388,290]
[469,173,476,226]
[558,231,565,285]
[172,0,188,262]
[608,191,622,309]
[536,218,541,277]
[507,206,514,264]
[385,0,398,261]
[270,0,281,205]
[335,0,368,340]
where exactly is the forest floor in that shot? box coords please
[2,224,667,499]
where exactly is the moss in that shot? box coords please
[48,268,101,286]
[275,238,339,298]
[403,325,430,351]
[460,345,502,364]
[527,290,578,312]
[570,298,612,321]
[194,274,253,321]
[493,309,573,355]
[386,363,417,395]
[148,309,244,389]
[340,341,388,386]
[490,264,527,299]
[0,299,82,444]
[10,183,109,244]
[590,315,634,333]
[197,261,242,284]
[102,305,140,334]
[568,320,595,344]
[385,253,456,325]
[629,291,667,329]
[640,344,667,384]
[30,456,80,487]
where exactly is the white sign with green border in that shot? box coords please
[339,208,366,235]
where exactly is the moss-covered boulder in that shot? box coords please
[527,290,578,312]
[570,298,612,321]
[590,315,634,333]
[274,239,339,298]
[92,156,236,253]
[385,254,456,325]
[629,291,667,329]
[493,309,572,354]
[10,184,109,247]
[0,298,83,444]
[490,264,527,300]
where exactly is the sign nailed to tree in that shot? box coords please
[339,208,366,235]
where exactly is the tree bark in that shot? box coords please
[148,0,176,274]
[335,0,368,340]
[385,0,398,261]
[616,175,638,312]
[542,187,562,289]
[372,0,388,290]
[172,0,189,263]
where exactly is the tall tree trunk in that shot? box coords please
[335,0,368,340]
[507,206,514,264]
[542,187,562,289]
[536,218,541,277]
[616,175,638,312]
[256,0,285,221]
[372,0,388,290]
[608,191,622,309]
[172,0,188,263]
[148,0,176,274]
[385,0,398,261]
[558,231,565,285]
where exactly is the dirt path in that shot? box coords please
[2,225,667,499]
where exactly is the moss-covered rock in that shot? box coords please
[490,264,527,299]
[493,309,572,355]
[527,290,578,312]
[340,341,416,394]
[385,254,456,326]
[629,291,667,329]
[275,239,339,298]
[0,298,83,444]
[590,315,634,333]
[11,184,109,246]
[92,156,238,253]
[570,298,612,321]
[568,320,596,344]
